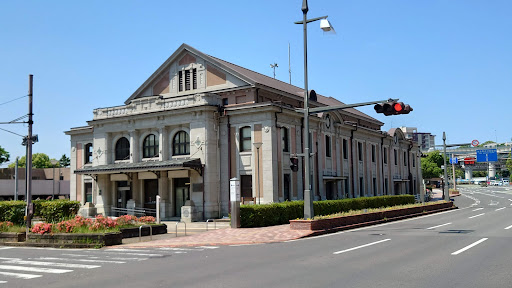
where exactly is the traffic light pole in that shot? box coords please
[443,132,449,201]
[26,74,33,233]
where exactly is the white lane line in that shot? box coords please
[0,280,6,283]
[495,207,506,211]
[0,265,72,274]
[104,248,150,253]
[158,247,202,251]
[426,222,452,230]
[35,257,126,264]
[0,248,13,251]
[0,271,41,280]
[1,259,100,269]
[60,254,147,261]
[451,238,488,255]
[468,213,485,219]
[472,208,484,211]
[196,246,219,249]
[504,224,512,230]
[333,239,391,255]
[100,252,163,257]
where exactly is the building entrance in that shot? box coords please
[144,179,158,210]
[116,181,131,208]
[174,178,190,217]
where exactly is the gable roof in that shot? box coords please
[125,43,381,124]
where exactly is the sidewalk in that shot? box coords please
[114,222,315,248]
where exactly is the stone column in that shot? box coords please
[464,165,473,181]
[159,127,168,161]
[158,171,169,219]
[489,163,496,178]
[129,130,139,163]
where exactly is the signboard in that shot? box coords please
[471,140,479,147]
[476,149,498,162]
[464,157,475,165]
[229,178,241,202]
[449,158,458,164]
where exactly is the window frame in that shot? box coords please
[115,137,130,161]
[143,134,159,158]
[343,139,348,159]
[325,135,331,157]
[240,126,252,152]
[85,143,93,164]
[173,131,190,156]
[282,127,289,152]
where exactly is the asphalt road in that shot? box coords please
[2,185,512,288]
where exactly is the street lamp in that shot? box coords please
[50,159,58,200]
[295,0,334,220]
[253,142,263,204]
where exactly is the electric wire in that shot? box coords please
[0,95,27,106]
[0,127,25,137]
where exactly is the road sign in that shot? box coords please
[449,158,458,164]
[476,149,498,162]
[471,139,479,147]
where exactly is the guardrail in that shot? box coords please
[110,207,157,217]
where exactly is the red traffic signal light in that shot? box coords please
[374,101,413,116]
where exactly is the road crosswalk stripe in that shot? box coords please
[0,280,6,283]
[2,259,100,269]
[36,257,126,264]
[100,252,163,257]
[0,271,41,280]
[0,265,72,274]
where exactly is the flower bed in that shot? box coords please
[290,201,455,231]
[26,232,122,248]
[0,232,26,243]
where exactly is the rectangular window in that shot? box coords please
[359,177,364,197]
[373,177,377,196]
[343,139,348,159]
[192,68,197,90]
[178,71,183,92]
[185,70,191,91]
[325,135,331,157]
[240,175,252,198]
[284,174,291,201]
[222,98,228,106]
[412,153,416,167]
[179,68,197,92]
[344,179,350,198]
[358,142,363,161]
[394,149,398,165]
[85,143,93,164]
[384,178,389,195]
[384,147,388,164]
[282,127,289,152]
[404,151,407,166]
[371,145,376,162]
[240,126,252,152]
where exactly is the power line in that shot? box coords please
[0,127,25,137]
[0,95,27,106]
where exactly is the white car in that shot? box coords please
[503,180,510,186]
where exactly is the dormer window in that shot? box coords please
[179,68,197,92]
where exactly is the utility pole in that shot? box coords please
[26,74,33,233]
[452,153,457,191]
[443,132,448,201]
[14,157,18,200]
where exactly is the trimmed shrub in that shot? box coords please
[240,195,415,228]
[33,200,80,223]
[0,201,26,225]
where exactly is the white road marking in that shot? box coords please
[158,247,202,251]
[0,248,13,251]
[0,280,6,283]
[333,239,391,255]
[1,259,100,269]
[504,224,512,230]
[451,238,488,255]
[35,257,126,264]
[196,246,219,249]
[426,222,452,230]
[101,252,163,257]
[0,271,41,280]
[472,208,484,211]
[0,265,72,274]
[469,213,485,219]
[495,207,506,211]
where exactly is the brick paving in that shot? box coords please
[115,224,315,248]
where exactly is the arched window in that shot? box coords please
[240,126,251,152]
[143,134,159,158]
[85,143,93,164]
[115,137,130,160]
[173,131,190,156]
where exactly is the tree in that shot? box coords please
[0,146,9,165]
[7,153,53,168]
[421,151,446,179]
[59,154,70,167]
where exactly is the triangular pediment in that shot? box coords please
[125,44,252,104]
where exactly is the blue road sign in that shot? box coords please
[476,149,498,162]
[449,158,458,164]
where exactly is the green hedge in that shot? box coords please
[0,201,26,225]
[0,200,81,225]
[240,195,415,228]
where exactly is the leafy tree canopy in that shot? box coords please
[59,154,70,167]
[421,151,447,179]
[0,146,9,165]
[7,153,55,168]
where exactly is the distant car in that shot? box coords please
[503,180,509,186]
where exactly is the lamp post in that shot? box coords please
[50,159,58,200]
[253,142,263,204]
[295,0,334,219]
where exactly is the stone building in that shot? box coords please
[65,43,422,221]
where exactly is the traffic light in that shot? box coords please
[290,157,299,172]
[374,101,413,116]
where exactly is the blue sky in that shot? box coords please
[0,0,511,167]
